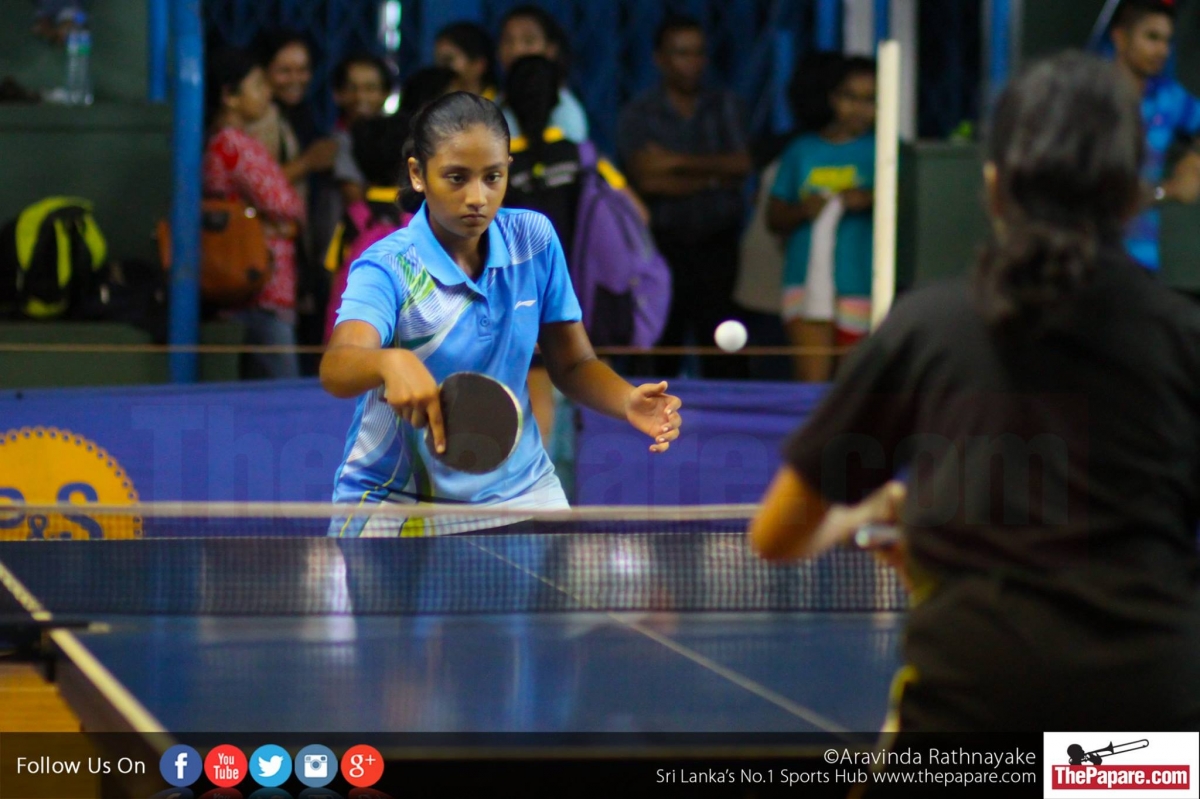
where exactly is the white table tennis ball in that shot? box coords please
[714,320,748,352]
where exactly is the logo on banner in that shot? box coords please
[0,427,141,539]
[1044,732,1199,798]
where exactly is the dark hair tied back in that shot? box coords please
[976,52,1143,335]
[399,91,510,213]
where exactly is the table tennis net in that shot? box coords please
[0,503,907,614]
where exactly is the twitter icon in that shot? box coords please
[249,745,292,788]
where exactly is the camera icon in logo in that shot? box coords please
[295,745,336,788]
[304,755,327,778]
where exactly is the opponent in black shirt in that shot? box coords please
[751,51,1200,731]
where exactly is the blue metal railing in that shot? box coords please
[167,0,204,383]
[987,0,1012,99]
[874,0,890,43]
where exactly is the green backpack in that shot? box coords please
[0,196,108,319]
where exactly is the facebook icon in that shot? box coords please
[159,745,202,787]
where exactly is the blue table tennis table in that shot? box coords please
[0,523,906,792]
[54,611,902,736]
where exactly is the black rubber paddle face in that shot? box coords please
[427,372,522,474]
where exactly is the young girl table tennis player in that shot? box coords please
[751,52,1200,732]
[320,92,681,535]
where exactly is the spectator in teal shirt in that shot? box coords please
[768,56,876,382]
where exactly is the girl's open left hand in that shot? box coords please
[624,381,682,453]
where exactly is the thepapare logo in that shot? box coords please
[1067,739,1150,766]
[1044,732,1198,797]
[0,427,141,539]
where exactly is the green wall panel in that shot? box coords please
[0,0,149,103]
[898,142,989,287]
[0,105,173,264]
[0,322,243,389]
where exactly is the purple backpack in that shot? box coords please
[570,142,671,347]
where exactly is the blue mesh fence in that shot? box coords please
[202,0,982,153]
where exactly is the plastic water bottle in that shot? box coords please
[65,17,94,106]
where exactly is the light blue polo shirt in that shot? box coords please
[330,204,582,535]
[502,87,590,143]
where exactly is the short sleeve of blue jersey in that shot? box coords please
[538,229,583,325]
[771,139,805,202]
[335,259,401,344]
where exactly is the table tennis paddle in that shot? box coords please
[425,372,522,474]
[853,523,900,549]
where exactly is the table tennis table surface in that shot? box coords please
[1,531,905,741]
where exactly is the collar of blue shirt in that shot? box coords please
[408,203,513,288]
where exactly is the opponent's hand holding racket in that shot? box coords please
[847,482,911,591]
[380,349,447,455]
[624,381,683,453]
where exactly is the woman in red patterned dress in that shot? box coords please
[203,49,307,378]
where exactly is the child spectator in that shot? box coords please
[434,22,498,100]
[324,113,412,343]
[733,53,847,382]
[767,56,877,382]
[503,55,626,443]
[399,66,461,119]
[331,53,393,205]
[504,57,641,249]
[497,5,589,143]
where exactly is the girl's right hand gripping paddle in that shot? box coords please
[426,372,522,474]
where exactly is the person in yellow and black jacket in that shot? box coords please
[434,22,499,102]
[502,55,648,445]
[324,113,412,343]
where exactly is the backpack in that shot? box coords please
[0,197,108,319]
[733,159,785,314]
[571,142,671,347]
[507,135,584,254]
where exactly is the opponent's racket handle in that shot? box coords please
[853,523,900,549]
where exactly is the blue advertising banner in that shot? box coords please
[575,380,826,505]
[0,380,356,510]
[0,378,826,519]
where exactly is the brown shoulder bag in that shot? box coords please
[157,198,274,306]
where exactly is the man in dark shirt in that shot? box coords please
[618,15,751,378]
